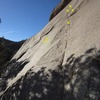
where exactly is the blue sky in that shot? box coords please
[0,0,61,41]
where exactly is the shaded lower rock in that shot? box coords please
[1,67,64,100]
[0,59,29,92]
[0,48,100,100]
[63,48,100,100]
[0,37,25,73]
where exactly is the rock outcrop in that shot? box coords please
[0,0,100,100]
[0,38,25,76]
[49,0,72,21]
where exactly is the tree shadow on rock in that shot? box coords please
[1,65,64,100]
[63,48,100,100]
[0,59,29,92]
[1,48,100,100]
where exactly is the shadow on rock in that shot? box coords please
[0,48,100,100]
[0,59,29,92]
[63,48,100,100]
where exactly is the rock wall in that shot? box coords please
[0,0,100,100]
[49,0,72,21]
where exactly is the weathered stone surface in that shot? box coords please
[49,0,72,21]
[0,0,100,100]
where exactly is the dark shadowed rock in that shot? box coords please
[49,0,72,21]
[0,37,25,76]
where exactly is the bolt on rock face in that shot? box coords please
[42,37,49,43]
[67,21,70,25]
[69,4,72,8]
[66,4,75,26]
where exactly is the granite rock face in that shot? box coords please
[49,0,72,21]
[0,0,100,100]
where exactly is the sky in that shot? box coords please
[0,0,61,41]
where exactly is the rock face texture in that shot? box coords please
[0,0,100,100]
[49,0,72,21]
